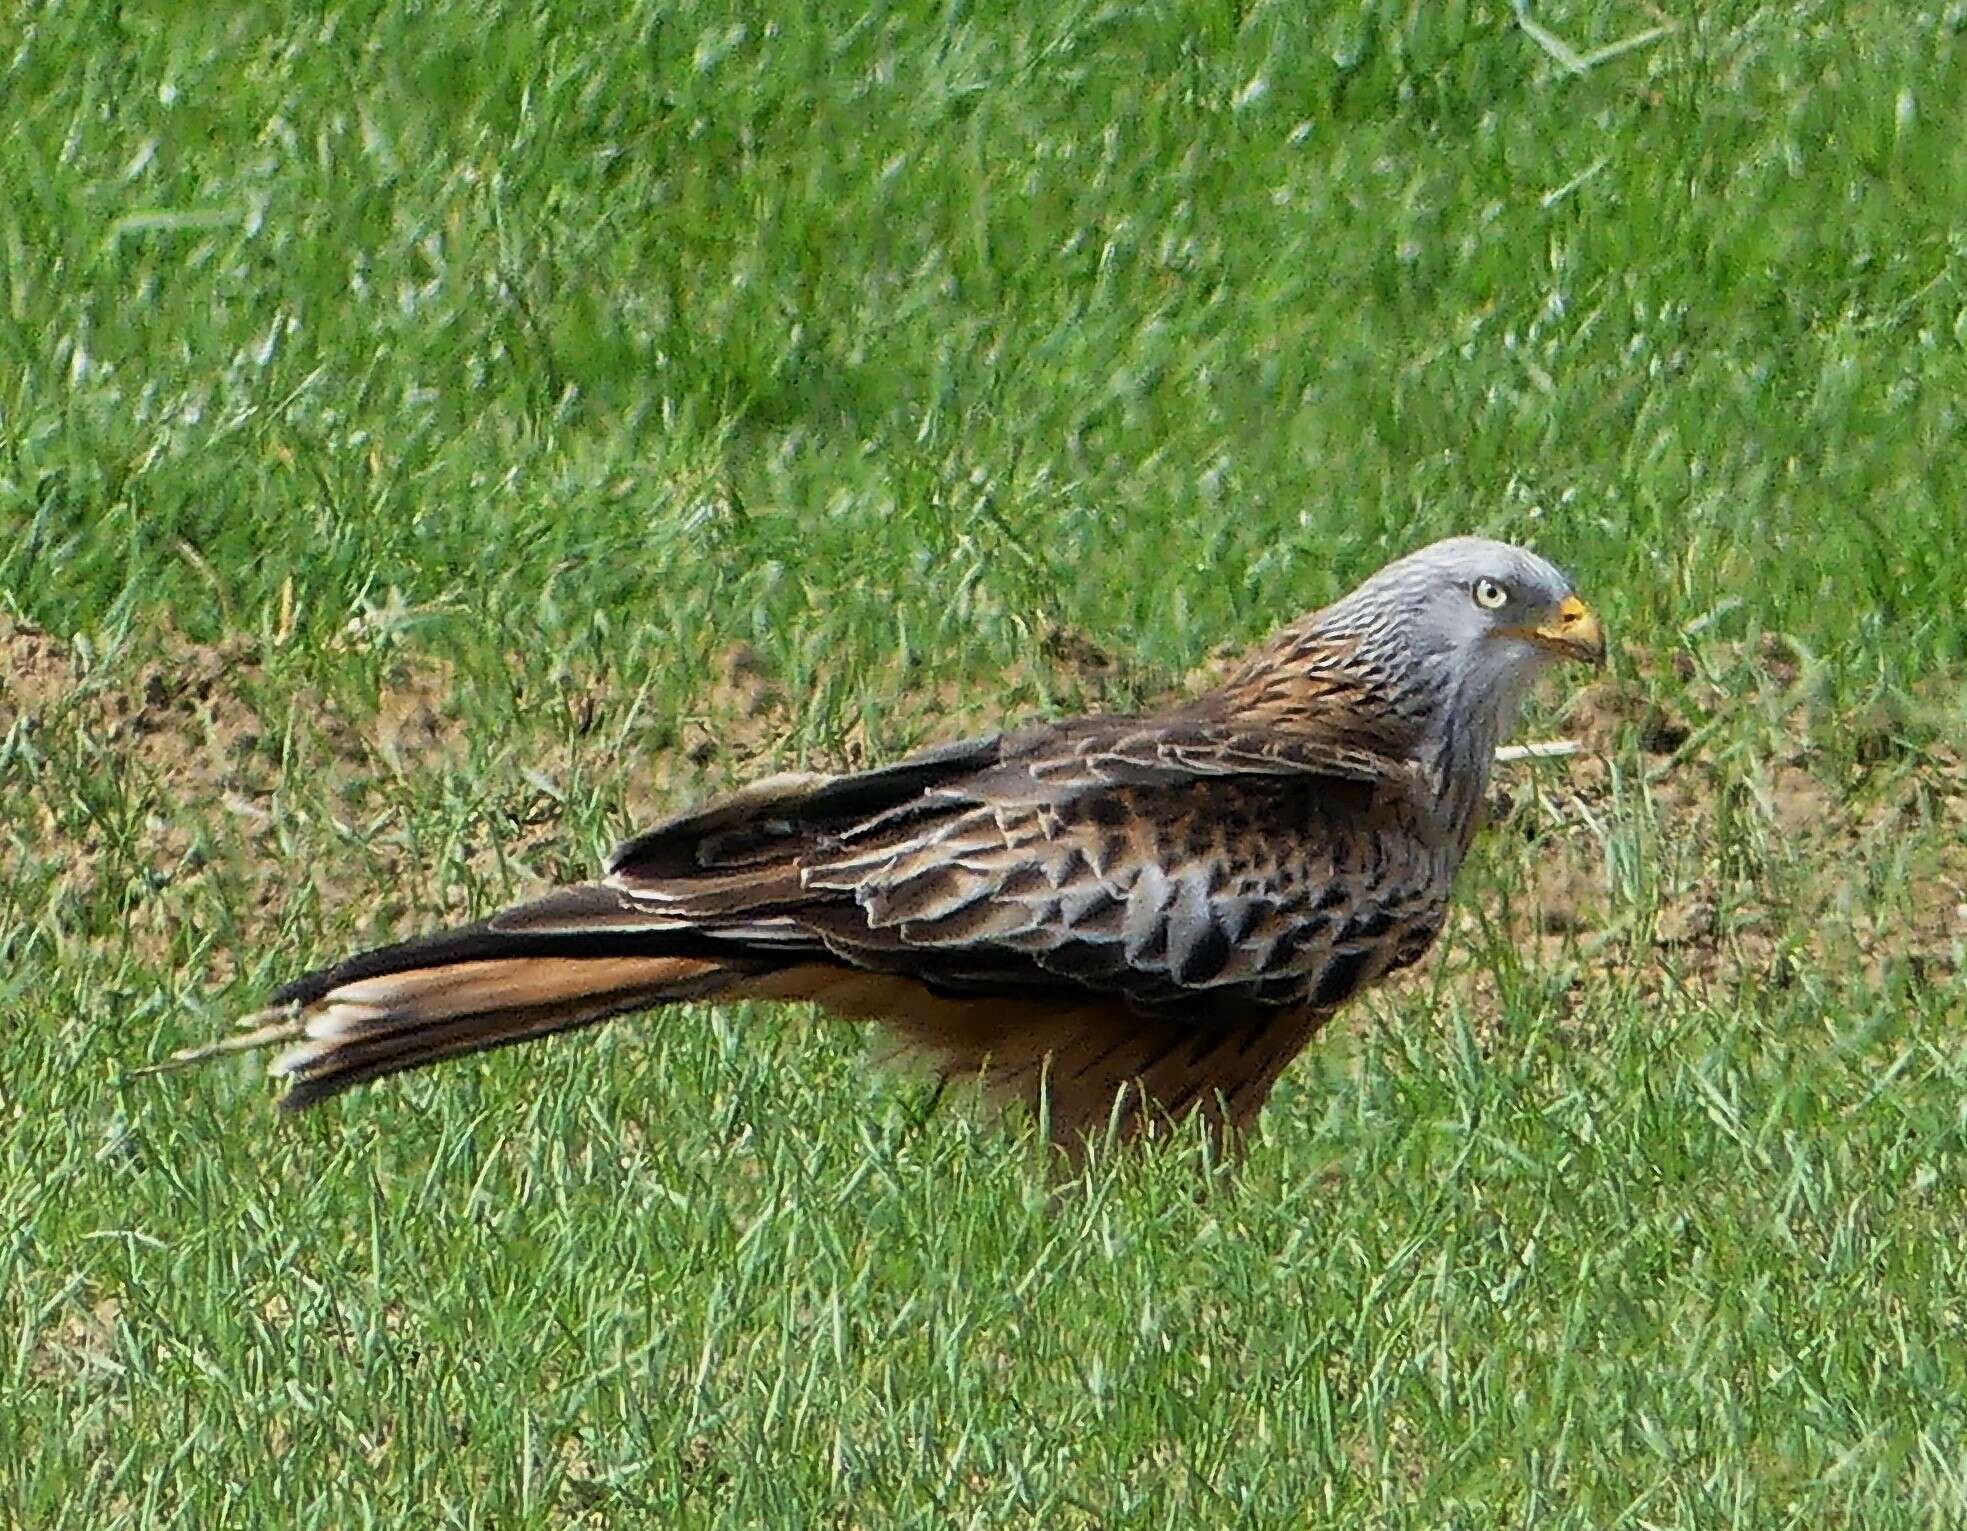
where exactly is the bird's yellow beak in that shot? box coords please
[1524,594,1606,665]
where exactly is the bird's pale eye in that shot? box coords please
[1472,577,1509,610]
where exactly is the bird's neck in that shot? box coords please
[1418,669,1523,851]
[1419,720,1497,852]
[1215,627,1463,829]
[1213,616,1517,850]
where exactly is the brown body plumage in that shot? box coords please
[176,537,1605,1153]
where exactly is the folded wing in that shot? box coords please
[202,702,1453,1146]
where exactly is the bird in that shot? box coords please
[168,536,1605,1154]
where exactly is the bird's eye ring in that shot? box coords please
[1472,577,1509,610]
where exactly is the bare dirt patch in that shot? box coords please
[2,618,478,970]
[26,1292,124,1387]
[0,617,77,721]
[675,643,790,770]
[2,616,473,805]
[1456,641,1966,1031]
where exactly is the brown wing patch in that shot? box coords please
[795,775,1442,1019]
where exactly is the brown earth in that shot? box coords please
[25,1293,124,1387]
[1435,638,1966,1037]
[1,616,476,972]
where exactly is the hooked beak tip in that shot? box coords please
[1531,595,1607,666]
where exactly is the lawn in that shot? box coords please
[4,0,1967,1523]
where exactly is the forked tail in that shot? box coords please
[167,885,775,1108]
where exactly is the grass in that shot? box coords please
[4,0,1967,1523]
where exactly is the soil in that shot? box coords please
[25,1293,123,1386]
[1,616,476,968]
[1434,638,1967,1036]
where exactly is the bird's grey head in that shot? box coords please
[1316,535,1606,803]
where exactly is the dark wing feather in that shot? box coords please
[596,709,1450,1021]
[606,732,1005,876]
